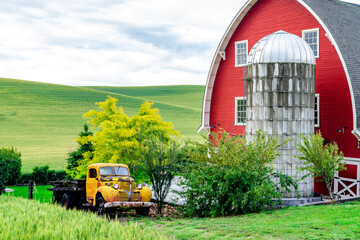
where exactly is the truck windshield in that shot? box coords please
[115,167,129,176]
[99,167,129,176]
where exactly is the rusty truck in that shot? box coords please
[48,163,153,216]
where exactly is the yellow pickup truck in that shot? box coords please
[48,163,153,216]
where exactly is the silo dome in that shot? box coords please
[248,30,316,65]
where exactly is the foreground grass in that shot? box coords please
[0,196,168,240]
[5,185,52,203]
[3,190,360,239]
[146,201,360,239]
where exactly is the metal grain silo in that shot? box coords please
[246,30,316,197]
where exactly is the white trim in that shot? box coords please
[334,159,360,197]
[352,129,360,140]
[302,28,319,58]
[235,97,246,125]
[325,33,334,45]
[218,51,226,60]
[297,0,358,140]
[344,157,360,163]
[235,40,248,67]
[314,94,320,128]
[198,0,258,132]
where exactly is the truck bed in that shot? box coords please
[48,179,86,192]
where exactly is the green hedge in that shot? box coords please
[19,166,66,185]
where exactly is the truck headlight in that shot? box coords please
[114,183,119,189]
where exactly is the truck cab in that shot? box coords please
[49,163,153,216]
[86,163,148,205]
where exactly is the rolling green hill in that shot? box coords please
[0,78,204,173]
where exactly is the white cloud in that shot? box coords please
[0,0,245,86]
[342,0,360,4]
[0,0,356,86]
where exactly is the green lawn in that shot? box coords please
[147,201,360,239]
[0,78,204,173]
[3,190,360,239]
[5,185,52,203]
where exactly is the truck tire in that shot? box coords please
[61,193,74,210]
[96,196,106,216]
[52,193,62,204]
[52,192,63,204]
[135,207,150,216]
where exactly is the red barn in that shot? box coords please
[199,0,360,197]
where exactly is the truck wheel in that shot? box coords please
[136,207,150,216]
[61,193,74,210]
[96,196,106,216]
[52,193,62,204]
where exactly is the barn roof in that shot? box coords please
[303,0,360,133]
[199,0,360,136]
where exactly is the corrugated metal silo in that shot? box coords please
[246,30,316,197]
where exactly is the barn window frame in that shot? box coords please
[315,94,320,127]
[302,28,319,58]
[235,40,248,67]
[235,97,246,125]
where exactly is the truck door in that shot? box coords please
[86,168,98,203]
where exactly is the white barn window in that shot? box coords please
[303,28,319,58]
[235,97,246,125]
[235,40,248,67]
[315,94,320,127]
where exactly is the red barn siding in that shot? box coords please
[208,0,360,193]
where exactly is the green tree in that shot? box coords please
[66,124,94,178]
[296,131,345,200]
[0,148,22,194]
[71,96,179,179]
[139,132,179,214]
[178,131,297,217]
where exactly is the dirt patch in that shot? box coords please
[149,203,179,217]
[108,203,181,222]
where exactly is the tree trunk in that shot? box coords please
[325,181,334,200]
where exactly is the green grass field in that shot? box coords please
[0,78,204,173]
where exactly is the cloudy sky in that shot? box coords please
[0,0,359,86]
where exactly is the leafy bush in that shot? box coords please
[0,148,22,193]
[297,131,346,200]
[0,169,5,194]
[129,164,150,184]
[178,131,297,217]
[32,166,54,184]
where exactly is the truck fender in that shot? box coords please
[139,186,152,202]
[95,186,120,205]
